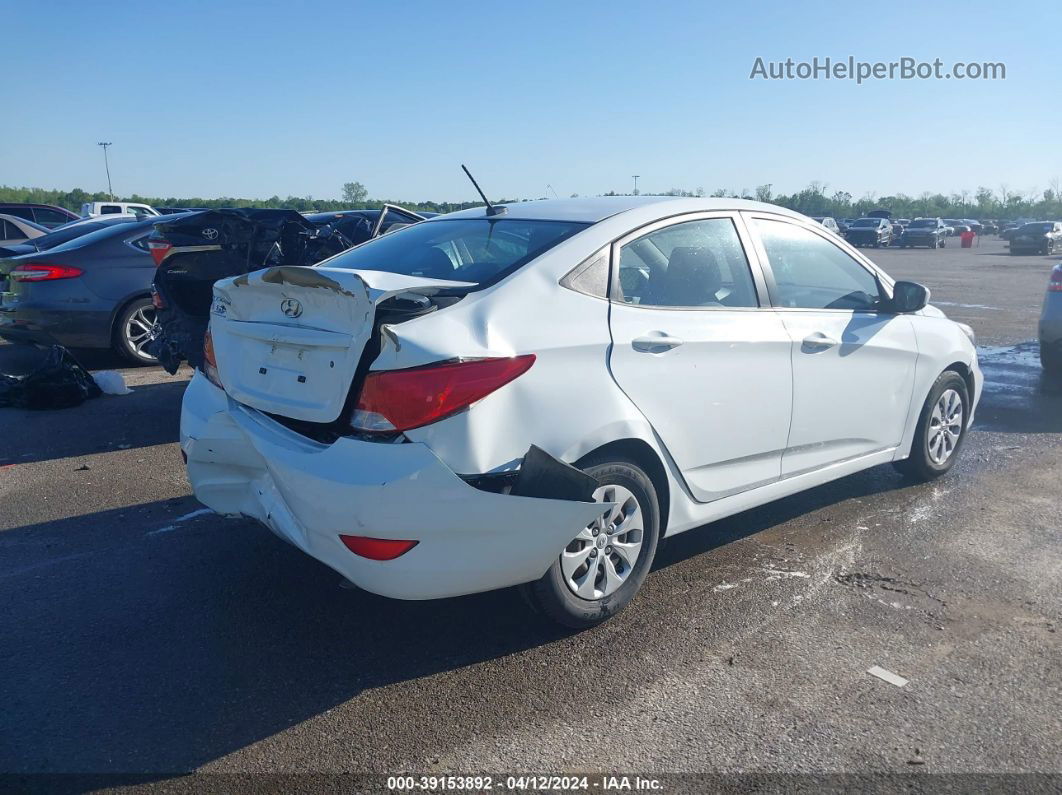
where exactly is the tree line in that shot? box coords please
[0,184,494,215]
[3,180,1061,221]
[631,181,1062,221]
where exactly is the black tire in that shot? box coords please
[113,296,159,365]
[1041,342,1062,377]
[894,371,970,482]
[522,456,660,629]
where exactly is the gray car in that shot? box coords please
[0,214,47,248]
[1041,263,1062,375]
[0,215,191,363]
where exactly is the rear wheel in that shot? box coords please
[522,457,660,629]
[894,371,969,481]
[114,297,159,365]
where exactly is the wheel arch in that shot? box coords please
[575,438,671,534]
[943,360,976,413]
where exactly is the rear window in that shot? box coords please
[33,208,74,227]
[909,219,936,228]
[37,219,152,254]
[851,219,879,227]
[320,218,590,286]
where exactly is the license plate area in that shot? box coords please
[213,321,360,423]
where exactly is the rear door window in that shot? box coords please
[616,218,758,308]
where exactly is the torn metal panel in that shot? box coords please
[510,445,598,502]
[148,206,427,374]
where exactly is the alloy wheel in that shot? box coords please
[124,305,158,361]
[927,388,963,465]
[561,484,644,600]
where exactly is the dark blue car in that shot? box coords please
[0,215,191,363]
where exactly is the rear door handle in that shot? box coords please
[801,332,838,351]
[632,334,684,354]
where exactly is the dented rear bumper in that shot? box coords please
[180,372,605,600]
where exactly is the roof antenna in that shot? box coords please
[462,164,506,216]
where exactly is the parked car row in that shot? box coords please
[1008,221,1062,256]
[0,205,427,364]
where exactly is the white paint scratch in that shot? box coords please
[147,508,214,536]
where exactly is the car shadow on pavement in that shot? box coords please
[652,463,906,573]
[0,498,574,775]
[0,379,187,465]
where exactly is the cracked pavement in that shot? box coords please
[0,237,1059,780]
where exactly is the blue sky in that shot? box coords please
[1,0,1058,202]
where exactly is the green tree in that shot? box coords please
[342,181,368,204]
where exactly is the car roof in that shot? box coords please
[0,202,73,211]
[430,196,807,224]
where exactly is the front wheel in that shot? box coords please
[522,457,660,629]
[894,371,969,481]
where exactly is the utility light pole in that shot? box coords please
[632,175,640,196]
[97,142,114,200]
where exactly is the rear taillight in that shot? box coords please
[202,327,223,389]
[10,264,83,282]
[351,355,536,433]
[151,288,165,309]
[339,535,418,561]
[148,238,172,266]
[1049,266,1062,293]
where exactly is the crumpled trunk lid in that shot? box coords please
[209,266,472,423]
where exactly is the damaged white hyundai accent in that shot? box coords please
[180,197,981,628]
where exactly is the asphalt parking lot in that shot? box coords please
[1,237,1059,783]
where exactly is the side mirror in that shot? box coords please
[889,280,930,313]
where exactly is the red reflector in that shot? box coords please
[1049,266,1062,292]
[148,239,172,266]
[202,327,223,389]
[351,355,536,433]
[339,535,418,561]
[151,289,165,309]
[10,264,83,282]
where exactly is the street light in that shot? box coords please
[632,175,640,196]
[97,142,114,200]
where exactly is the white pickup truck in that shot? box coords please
[79,201,160,218]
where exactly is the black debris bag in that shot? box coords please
[0,344,102,410]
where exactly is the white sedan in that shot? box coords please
[181,197,981,628]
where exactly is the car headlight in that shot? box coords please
[957,322,976,347]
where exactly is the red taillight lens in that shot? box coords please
[339,535,418,561]
[202,327,223,389]
[10,264,83,282]
[148,239,172,266]
[151,288,165,309]
[1049,266,1062,293]
[351,354,536,433]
